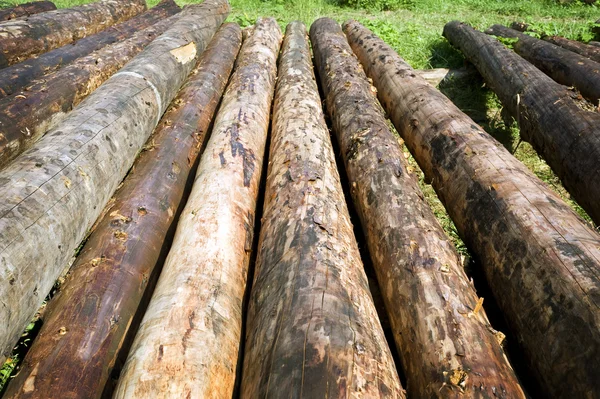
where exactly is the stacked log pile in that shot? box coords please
[0,1,599,398]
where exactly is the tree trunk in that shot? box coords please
[2,23,241,399]
[0,0,147,68]
[444,21,600,227]
[485,24,600,103]
[113,17,281,399]
[241,21,404,399]
[542,34,600,64]
[0,13,180,170]
[590,41,600,48]
[0,1,56,22]
[312,19,524,398]
[0,0,229,367]
[0,0,180,99]
[354,18,600,399]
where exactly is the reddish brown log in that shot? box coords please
[355,19,600,399]
[0,1,56,21]
[486,24,600,103]
[311,18,525,398]
[444,22,600,227]
[0,0,229,368]
[542,34,600,63]
[0,0,147,68]
[0,13,180,170]
[241,21,405,398]
[0,0,180,98]
[113,17,282,399]
[2,23,241,399]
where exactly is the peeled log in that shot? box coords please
[0,0,180,98]
[0,0,147,68]
[444,21,600,227]
[485,24,600,103]
[241,21,404,398]
[0,13,180,170]
[2,23,241,399]
[113,18,281,399]
[323,19,525,398]
[543,34,600,64]
[355,19,600,399]
[0,1,56,21]
[0,0,229,366]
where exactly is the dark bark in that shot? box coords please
[444,21,600,227]
[0,0,147,68]
[486,24,600,103]
[543,34,600,64]
[2,23,241,399]
[0,1,56,21]
[311,18,525,398]
[0,13,180,170]
[510,21,528,32]
[0,0,229,367]
[356,18,600,399]
[113,18,281,399]
[241,21,405,399]
[0,0,180,98]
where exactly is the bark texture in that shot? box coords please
[324,19,525,398]
[355,18,600,399]
[0,0,147,68]
[241,21,404,399]
[444,21,600,226]
[0,0,229,367]
[486,24,600,103]
[0,0,180,98]
[543,34,600,63]
[0,13,180,170]
[2,23,241,399]
[0,1,56,22]
[113,17,281,399]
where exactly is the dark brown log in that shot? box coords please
[0,13,180,170]
[444,21,600,227]
[590,41,600,47]
[113,17,281,399]
[0,0,147,68]
[485,24,600,103]
[311,18,525,398]
[0,0,229,368]
[355,18,600,399]
[0,1,56,21]
[0,0,180,98]
[543,34,600,63]
[241,21,405,398]
[2,23,241,399]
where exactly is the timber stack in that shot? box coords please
[0,1,599,398]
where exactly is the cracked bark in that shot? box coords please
[0,1,56,22]
[241,21,404,399]
[2,23,240,399]
[0,0,147,68]
[0,0,228,367]
[353,19,600,399]
[113,17,281,399]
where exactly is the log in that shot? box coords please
[324,19,526,398]
[112,17,282,399]
[0,1,56,21]
[543,34,600,63]
[353,18,600,398]
[0,13,180,170]
[2,23,241,399]
[590,41,600,48]
[485,24,600,103]
[0,0,229,367]
[241,21,404,398]
[0,0,147,68]
[444,22,600,227]
[510,21,528,32]
[0,0,180,98]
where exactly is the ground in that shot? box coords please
[1,0,598,393]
